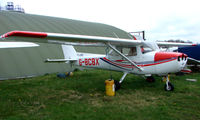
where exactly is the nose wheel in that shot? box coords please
[163,75,174,91]
[165,82,174,91]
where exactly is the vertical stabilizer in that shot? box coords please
[61,45,77,62]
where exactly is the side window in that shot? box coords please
[110,47,123,56]
[128,47,137,56]
[141,46,144,54]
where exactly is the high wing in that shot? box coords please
[0,31,142,47]
[187,57,200,64]
[48,40,106,47]
[156,41,196,47]
[1,31,195,48]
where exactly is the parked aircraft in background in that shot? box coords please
[178,45,200,65]
[0,42,38,48]
[179,45,200,73]
[0,31,194,91]
[161,45,200,72]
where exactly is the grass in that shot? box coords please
[0,69,200,120]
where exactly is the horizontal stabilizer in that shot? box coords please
[45,58,77,63]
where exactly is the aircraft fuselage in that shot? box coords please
[75,51,187,76]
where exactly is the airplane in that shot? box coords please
[0,30,195,91]
[178,45,200,65]
[0,42,39,48]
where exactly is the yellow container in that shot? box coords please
[105,79,115,96]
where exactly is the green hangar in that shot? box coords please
[0,11,132,80]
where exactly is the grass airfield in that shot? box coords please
[0,69,200,120]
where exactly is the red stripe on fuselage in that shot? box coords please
[103,57,177,69]
[142,58,176,67]
[103,58,134,68]
[2,31,47,38]
[115,60,126,62]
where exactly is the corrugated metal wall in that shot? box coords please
[0,11,132,80]
[0,43,71,80]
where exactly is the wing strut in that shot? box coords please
[119,72,128,83]
[107,43,143,71]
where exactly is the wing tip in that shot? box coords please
[1,30,48,38]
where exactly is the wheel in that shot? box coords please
[114,80,121,91]
[146,76,155,82]
[164,82,174,91]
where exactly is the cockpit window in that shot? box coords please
[142,47,153,53]
[142,41,159,53]
[128,47,137,56]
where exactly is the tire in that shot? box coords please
[146,76,155,82]
[164,82,174,91]
[114,80,121,91]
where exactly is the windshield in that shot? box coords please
[142,41,159,52]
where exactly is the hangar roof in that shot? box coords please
[0,11,132,39]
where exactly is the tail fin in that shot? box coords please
[61,45,77,62]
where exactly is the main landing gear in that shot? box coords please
[114,80,121,91]
[163,75,174,91]
[113,73,174,91]
[114,72,128,91]
[146,76,155,82]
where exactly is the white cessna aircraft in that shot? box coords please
[0,31,194,91]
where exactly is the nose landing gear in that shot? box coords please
[163,75,174,91]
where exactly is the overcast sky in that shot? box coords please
[1,0,200,43]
